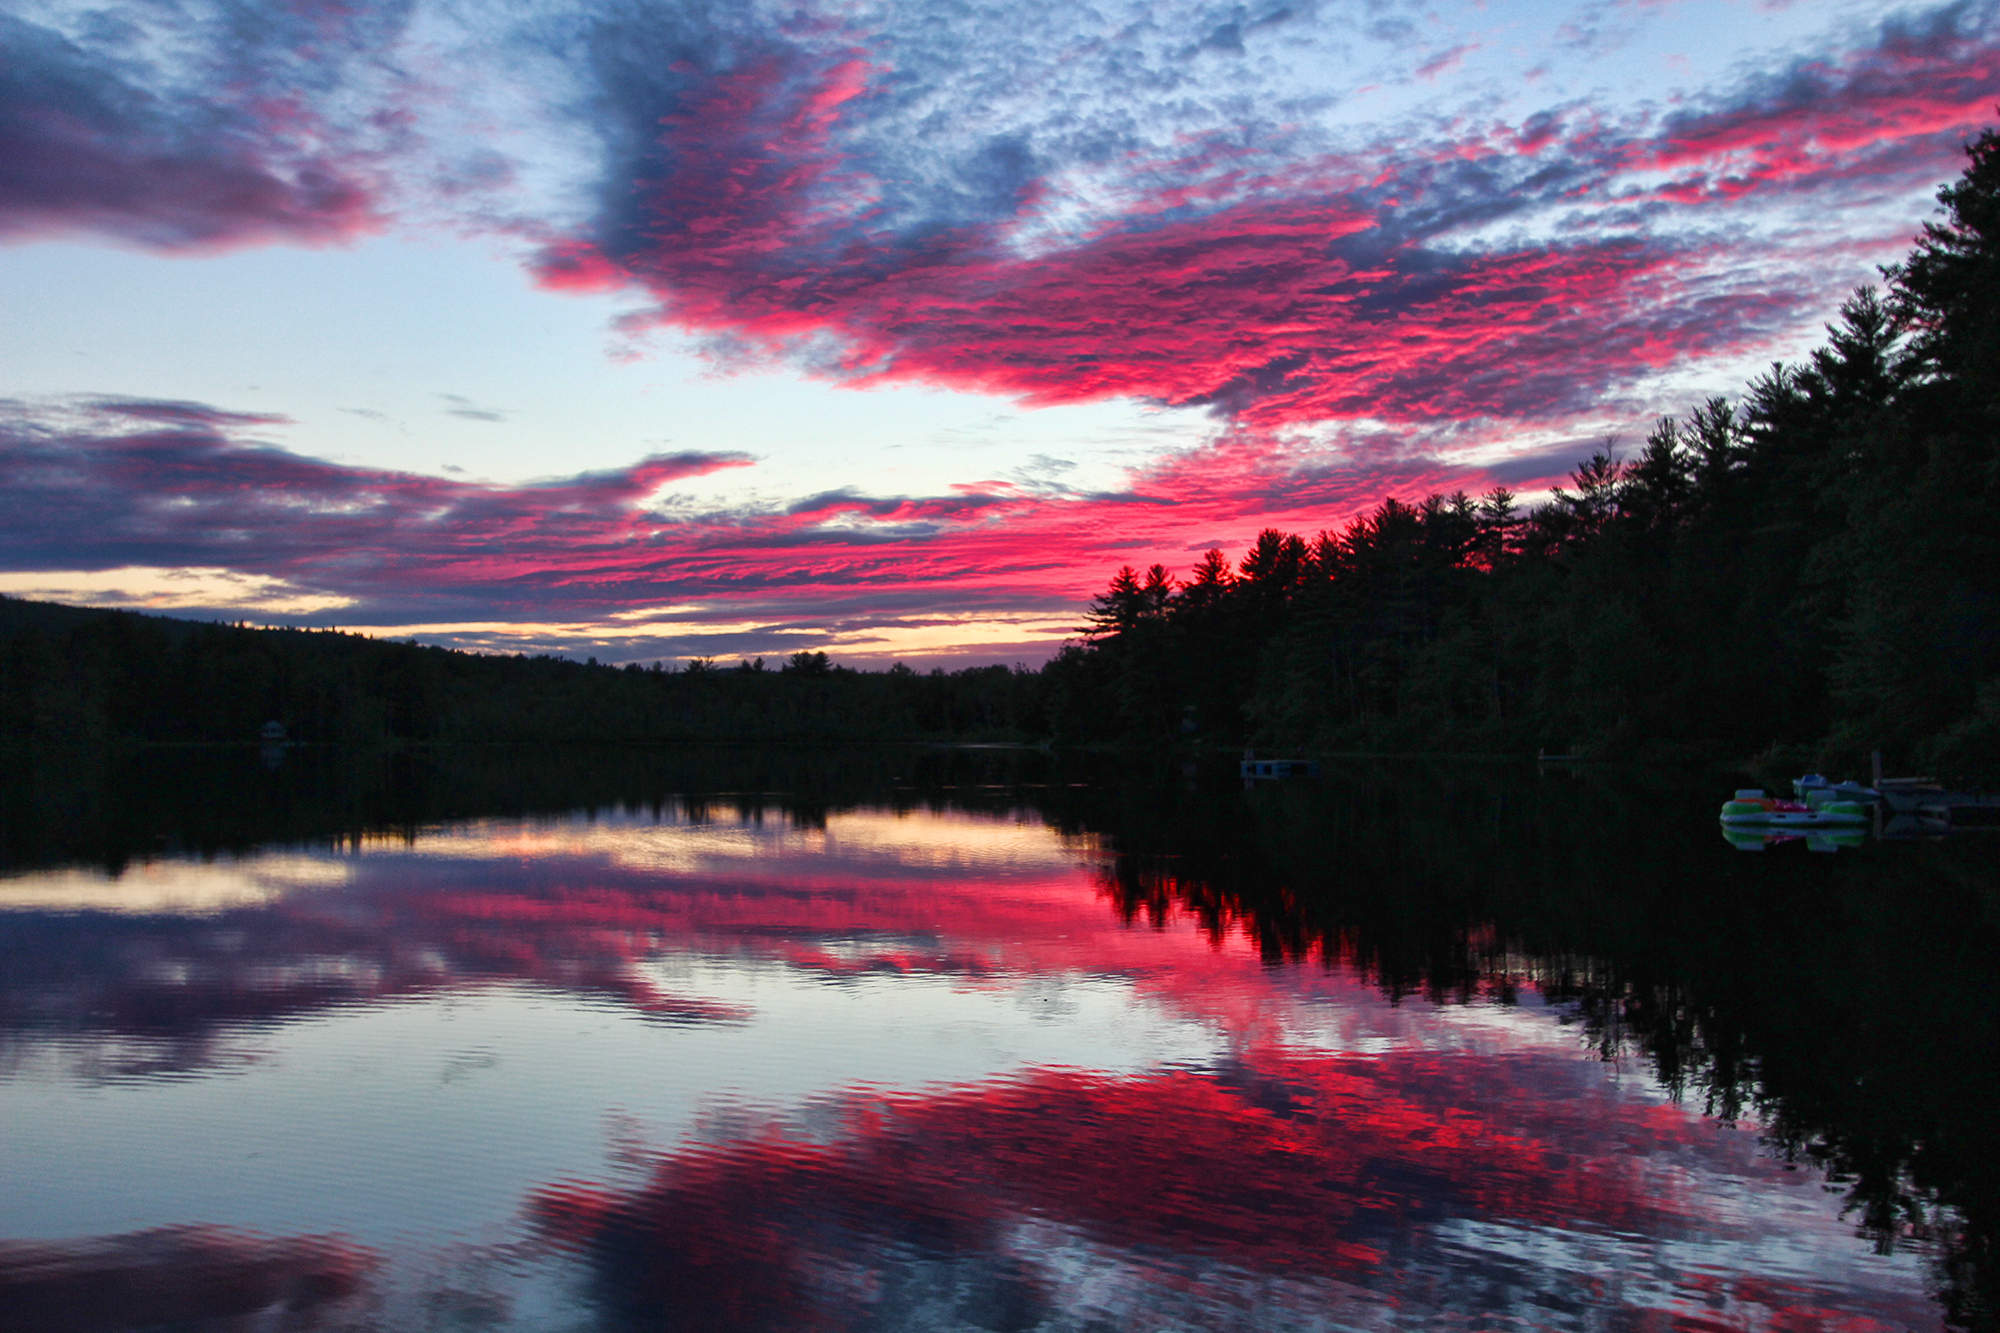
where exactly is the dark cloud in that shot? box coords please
[0,4,404,249]
[0,397,1513,651]
[1478,434,1626,486]
[85,398,291,428]
[0,397,751,609]
[440,393,509,422]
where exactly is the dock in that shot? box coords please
[1875,780,2000,819]
[1870,752,2000,830]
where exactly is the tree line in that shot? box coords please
[1047,128,2000,773]
[0,598,1048,744]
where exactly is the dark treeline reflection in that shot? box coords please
[0,1227,376,1333]
[0,741,1070,877]
[1051,760,2000,1331]
[2,745,1995,1328]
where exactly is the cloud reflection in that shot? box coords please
[0,807,1117,1081]
[0,797,1951,1330]
[533,1049,1936,1332]
[0,856,348,916]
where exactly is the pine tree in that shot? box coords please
[1887,125,2000,425]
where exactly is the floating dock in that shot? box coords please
[1870,752,2000,826]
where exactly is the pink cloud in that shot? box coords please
[0,398,1564,653]
[1638,15,2000,202]
[536,12,1999,436]
[1414,41,1479,82]
[0,116,381,251]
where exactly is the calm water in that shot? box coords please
[0,746,1993,1332]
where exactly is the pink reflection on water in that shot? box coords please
[532,1045,1933,1331]
[0,804,1950,1330]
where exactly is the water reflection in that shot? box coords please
[0,1227,376,1333]
[0,747,1991,1331]
[1722,827,1868,852]
[537,1050,1935,1332]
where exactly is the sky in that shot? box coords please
[1,0,1995,666]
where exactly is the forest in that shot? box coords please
[2,129,1996,766]
[0,596,1048,745]
[1047,127,2000,774]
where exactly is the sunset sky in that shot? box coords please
[2,0,1994,665]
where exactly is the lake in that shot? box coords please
[1,745,1993,1332]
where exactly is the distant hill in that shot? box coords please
[0,596,1047,745]
[0,595,205,643]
